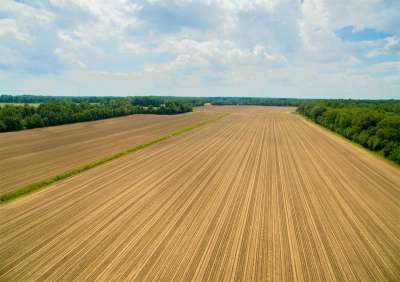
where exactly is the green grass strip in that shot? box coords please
[0,112,230,205]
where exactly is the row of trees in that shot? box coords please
[0,100,192,132]
[0,95,311,133]
[297,100,400,164]
[205,97,306,106]
[1,95,310,107]
[0,95,120,104]
[131,96,207,107]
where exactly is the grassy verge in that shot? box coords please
[0,112,230,205]
[296,112,400,169]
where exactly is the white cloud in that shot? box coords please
[142,38,287,74]
[0,0,399,98]
[365,36,400,58]
[0,18,31,43]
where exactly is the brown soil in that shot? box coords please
[0,110,217,194]
[0,106,399,281]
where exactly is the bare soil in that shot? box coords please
[0,106,399,281]
[0,110,217,194]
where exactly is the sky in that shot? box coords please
[0,0,399,99]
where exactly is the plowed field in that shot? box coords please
[0,110,217,194]
[0,106,399,281]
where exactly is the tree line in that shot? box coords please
[0,95,120,104]
[0,99,192,132]
[297,100,400,164]
[1,95,309,107]
[204,97,305,106]
[0,95,313,133]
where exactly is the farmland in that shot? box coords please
[0,109,220,195]
[0,106,399,280]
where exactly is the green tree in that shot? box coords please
[389,146,400,163]
[3,116,23,131]
[310,105,327,121]
[0,120,6,132]
[25,114,45,129]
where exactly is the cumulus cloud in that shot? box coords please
[0,0,399,98]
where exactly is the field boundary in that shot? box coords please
[0,112,230,205]
[296,112,400,169]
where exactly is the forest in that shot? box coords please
[0,99,192,132]
[297,100,400,164]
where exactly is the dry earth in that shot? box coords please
[0,106,399,281]
[0,109,217,194]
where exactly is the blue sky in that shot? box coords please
[0,0,399,99]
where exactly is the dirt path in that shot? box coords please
[0,106,399,281]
